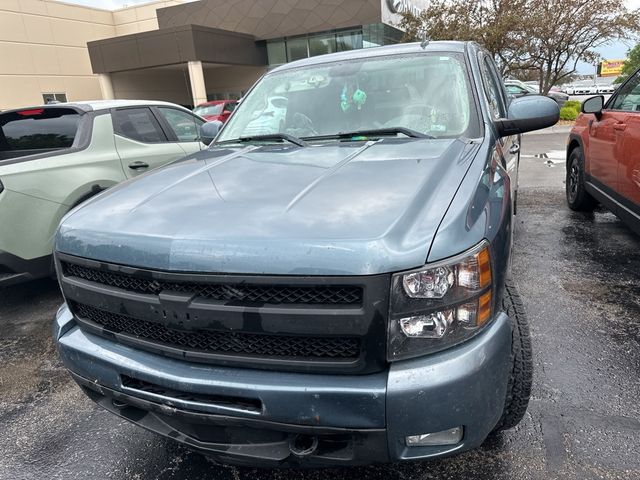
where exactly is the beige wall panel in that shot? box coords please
[115,23,140,36]
[0,74,103,109]
[22,14,55,44]
[89,8,115,25]
[56,46,93,75]
[137,18,159,33]
[18,0,48,16]
[0,11,28,43]
[36,75,66,93]
[0,42,35,74]
[92,23,117,40]
[1,0,21,12]
[134,4,162,21]
[46,2,92,22]
[112,7,137,25]
[0,75,42,109]
[63,76,103,101]
[50,17,96,46]
[29,44,61,75]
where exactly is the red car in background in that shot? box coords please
[566,69,640,235]
[193,100,237,123]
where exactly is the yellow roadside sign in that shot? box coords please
[600,59,626,77]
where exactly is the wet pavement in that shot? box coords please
[1,132,639,479]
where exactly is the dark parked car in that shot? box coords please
[505,79,569,107]
[566,69,640,234]
[53,42,559,466]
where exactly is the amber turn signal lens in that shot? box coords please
[477,290,492,326]
[477,247,492,289]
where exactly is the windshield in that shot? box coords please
[217,53,478,142]
[194,104,224,116]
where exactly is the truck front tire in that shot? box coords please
[493,279,533,432]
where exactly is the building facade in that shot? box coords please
[0,0,428,110]
[0,0,188,110]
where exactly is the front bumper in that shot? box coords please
[0,250,52,286]
[54,303,512,466]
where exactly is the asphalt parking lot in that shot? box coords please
[1,130,639,480]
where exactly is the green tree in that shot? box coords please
[614,44,640,84]
[400,0,640,94]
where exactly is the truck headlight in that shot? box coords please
[388,241,494,361]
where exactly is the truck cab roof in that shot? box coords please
[1,99,192,116]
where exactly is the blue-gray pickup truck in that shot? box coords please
[52,41,559,466]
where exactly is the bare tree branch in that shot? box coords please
[399,0,640,94]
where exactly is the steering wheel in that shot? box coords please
[286,113,318,137]
[384,104,437,134]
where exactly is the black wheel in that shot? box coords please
[566,147,597,211]
[493,279,533,432]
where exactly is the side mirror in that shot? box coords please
[200,120,222,145]
[582,95,604,120]
[495,95,559,136]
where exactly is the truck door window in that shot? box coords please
[113,108,166,143]
[480,57,507,120]
[610,72,640,112]
[157,107,204,142]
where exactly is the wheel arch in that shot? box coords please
[64,179,119,212]
[566,134,584,167]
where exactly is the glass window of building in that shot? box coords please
[336,31,363,52]
[267,41,286,65]
[42,92,68,104]
[363,24,403,48]
[309,34,337,57]
[363,24,383,48]
[286,37,309,62]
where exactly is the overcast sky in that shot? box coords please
[66,0,640,73]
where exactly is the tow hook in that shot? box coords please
[289,434,319,457]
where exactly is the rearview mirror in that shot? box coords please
[582,96,604,119]
[495,95,559,136]
[200,120,222,145]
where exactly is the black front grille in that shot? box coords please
[63,262,362,306]
[120,375,262,412]
[71,302,360,361]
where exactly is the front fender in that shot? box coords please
[428,138,512,303]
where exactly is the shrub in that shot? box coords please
[559,105,579,121]
[563,100,581,111]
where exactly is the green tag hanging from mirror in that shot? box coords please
[353,89,367,110]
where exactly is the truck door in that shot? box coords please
[587,108,624,195]
[479,55,519,203]
[112,107,187,178]
[153,106,208,155]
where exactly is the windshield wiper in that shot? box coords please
[303,127,435,141]
[216,133,307,147]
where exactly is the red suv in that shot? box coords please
[566,70,640,235]
[193,100,237,123]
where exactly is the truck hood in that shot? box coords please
[57,139,479,275]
